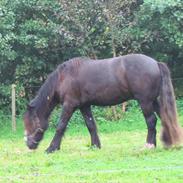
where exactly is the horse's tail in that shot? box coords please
[158,62,183,147]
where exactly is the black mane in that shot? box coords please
[29,57,90,110]
[29,69,59,110]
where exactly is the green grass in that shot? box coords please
[0,107,183,183]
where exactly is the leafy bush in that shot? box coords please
[0,0,183,115]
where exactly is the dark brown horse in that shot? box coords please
[24,54,183,153]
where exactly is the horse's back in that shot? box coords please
[90,54,161,101]
[59,54,161,106]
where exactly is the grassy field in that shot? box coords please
[0,106,183,183]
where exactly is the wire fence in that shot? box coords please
[1,77,183,129]
[0,165,183,181]
[172,77,183,81]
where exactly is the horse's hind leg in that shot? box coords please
[80,106,101,148]
[153,100,160,118]
[140,100,157,148]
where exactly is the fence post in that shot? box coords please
[122,102,127,112]
[12,84,16,131]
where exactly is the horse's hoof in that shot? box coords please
[144,143,155,149]
[45,148,53,154]
[92,143,101,149]
[45,146,60,154]
[90,144,101,150]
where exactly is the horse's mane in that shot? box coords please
[29,69,59,109]
[30,57,91,109]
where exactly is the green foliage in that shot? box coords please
[177,99,183,115]
[47,100,141,132]
[130,0,183,66]
[135,0,183,93]
[0,0,183,114]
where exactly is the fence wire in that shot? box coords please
[0,165,183,180]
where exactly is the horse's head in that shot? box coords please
[23,105,47,150]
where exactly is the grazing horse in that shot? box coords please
[23,54,183,153]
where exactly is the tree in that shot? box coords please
[1,0,183,113]
[126,0,183,70]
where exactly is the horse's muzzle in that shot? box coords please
[26,137,39,150]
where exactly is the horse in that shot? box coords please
[23,54,183,153]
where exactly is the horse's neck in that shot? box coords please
[45,98,58,118]
[37,96,58,120]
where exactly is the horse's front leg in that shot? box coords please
[46,103,74,153]
[80,106,101,148]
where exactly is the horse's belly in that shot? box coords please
[86,87,131,106]
[79,70,131,106]
[91,97,125,106]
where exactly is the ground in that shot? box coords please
[0,106,183,183]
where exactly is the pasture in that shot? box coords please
[0,104,183,183]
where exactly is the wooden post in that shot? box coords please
[122,102,127,112]
[111,39,119,120]
[12,84,16,131]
